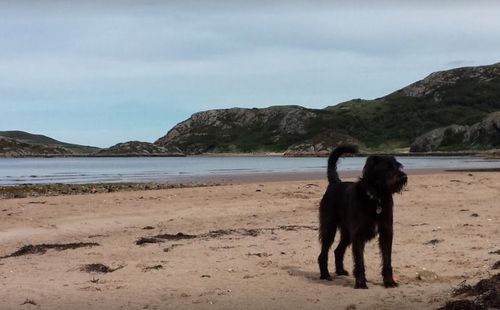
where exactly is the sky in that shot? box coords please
[1,0,500,148]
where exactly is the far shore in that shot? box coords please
[1,150,499,159]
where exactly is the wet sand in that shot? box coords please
[0,169,447,199]
[0,171,499,309]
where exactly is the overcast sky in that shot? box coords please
[1,0,499,147]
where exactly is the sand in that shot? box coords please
[0,171,499,310]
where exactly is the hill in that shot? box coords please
[156,63,500,154]
[0,136,73,157]
[97,141,185,157]
[0,131,100,157]
[155,106,323,154]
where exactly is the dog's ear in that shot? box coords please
[364,155,381,170]
[366,155,381,164]
[362,156,377,178]
[362,155,387,182]
[365,155,401,170]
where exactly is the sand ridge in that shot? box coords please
[0,172,499,309]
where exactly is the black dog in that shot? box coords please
[318,145,407,289]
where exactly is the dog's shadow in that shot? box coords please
[282,265,355,288]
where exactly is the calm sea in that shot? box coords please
[0,156,499,185]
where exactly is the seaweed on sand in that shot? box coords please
[439,274,500,310]
[135,232,196,245]
[1,242,99,259]
[80,263,124,273]
[135,225,317,246]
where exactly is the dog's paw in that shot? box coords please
[336,269,349,276]
[354,281,368,289]
[384,280,399,288]
[320,274,333,281]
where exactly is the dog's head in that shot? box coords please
[362,155,407,194]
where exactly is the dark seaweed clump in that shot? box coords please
[143,265,163,272]
[439,274,500,310]
[136,225,317,246]
[1,242,99,259]
[136,232,197,245]
[80,263,124,273]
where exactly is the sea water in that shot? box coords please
[0,156,499,185]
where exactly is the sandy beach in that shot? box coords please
[0,170,499,310]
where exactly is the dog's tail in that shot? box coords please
[327,145,358,184]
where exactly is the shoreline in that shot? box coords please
[2,168,498,199]
[1,150,499,158]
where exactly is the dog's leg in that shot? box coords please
[318,222,336,281]
[352,238,368,289]
[379,226,398,288]
[334,230,350,276]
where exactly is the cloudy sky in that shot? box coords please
[1,0,500,147]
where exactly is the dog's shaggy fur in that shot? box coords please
[318,145,407,289]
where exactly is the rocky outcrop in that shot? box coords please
[409,125,468,152]
[392,63,500,98]
[0,136,74,157]
[410,112,500,152]
[467,112,500,147]
[284,142,332,157]
[284,133,360,157]
[97,141,185,157]
[155,106,318,154]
